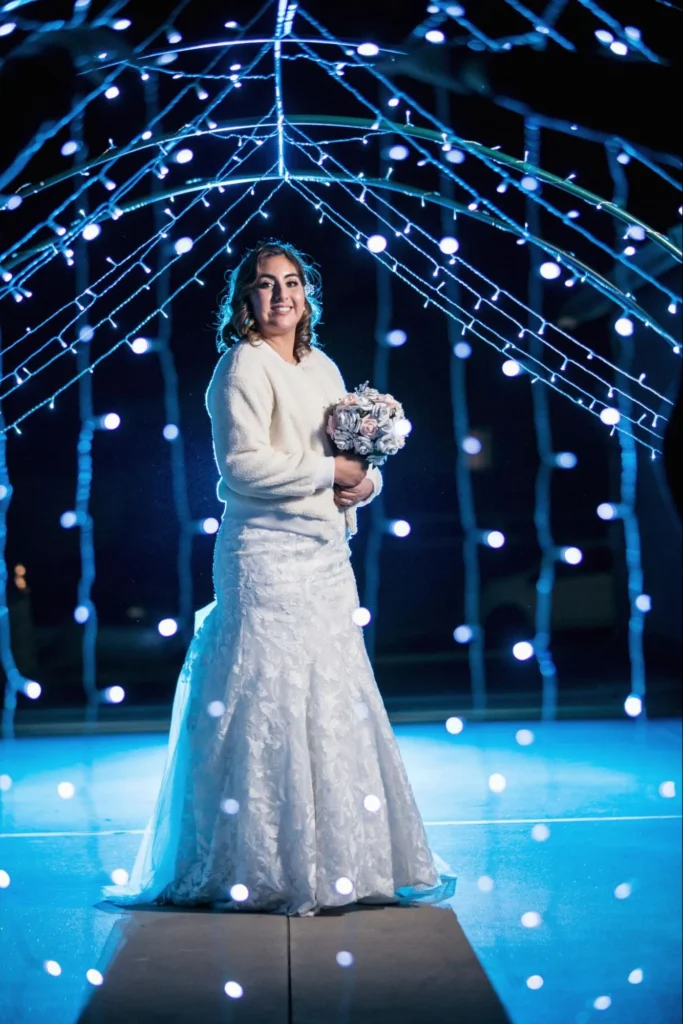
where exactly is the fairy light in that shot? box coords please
[66,118,102,713]
[367,234,387,253]
[2,178,285,432]
[606,143,648,715]
[1,40,276,288]
[1,5,677,758]
[615,317,635,337]
[357,124,394,670]
[288,174,666,453]
[1,128,278,384]
[0,5,209,202]
[144,79,197,645]
[0,0,275,749]
[513,641,535,661]
[284,126,670,434]
[525,119,559,714]
[293,21,680,318]
[0,323,29,733]
[434,86,486,711]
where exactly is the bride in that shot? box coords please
[104,241,456,917]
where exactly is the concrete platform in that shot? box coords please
[77,904,510,1023]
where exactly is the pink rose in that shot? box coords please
[340,395,357,407]
[359,417,379,439]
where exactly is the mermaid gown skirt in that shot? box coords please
[103,516,456,916]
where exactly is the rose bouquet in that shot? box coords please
[325,381,407,468]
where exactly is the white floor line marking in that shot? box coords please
[0,829,147,839]
[424,814,682,826]
[0,814,680,839]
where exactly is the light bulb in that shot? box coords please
[485,530,505,548]
[390,519,411,537]
[615,317,634,337]
[367,235,387,253]
[439,236,459,255]
[513,641,534,661]
[502,360,521,377]
[386,329,407,346]
[462,436,482,454]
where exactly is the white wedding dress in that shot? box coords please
[104,512,456,916]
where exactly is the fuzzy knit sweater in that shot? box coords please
[205,339,383,538]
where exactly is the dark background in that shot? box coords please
[0,0,681,720]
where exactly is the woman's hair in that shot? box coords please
[215,240,323,360]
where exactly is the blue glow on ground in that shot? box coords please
[0,719,680,1023]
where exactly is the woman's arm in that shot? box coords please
[207,367,334,500]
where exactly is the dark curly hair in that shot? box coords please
[215,240,323,362]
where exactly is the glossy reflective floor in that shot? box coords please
[0,719,680,1023]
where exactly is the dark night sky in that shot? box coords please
[0,0,680,693]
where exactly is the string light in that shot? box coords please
[0,3,676,768]
[606,143,648,716]
[284,125,671,433]
[289,174,667,451]
[293,20,680,318]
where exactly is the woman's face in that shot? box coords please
[249,254,306,338]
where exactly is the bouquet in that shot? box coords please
[325,381,407,468]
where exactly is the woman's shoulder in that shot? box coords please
[307,345,345,390]
[210,341,268,381]
[205,342,269,408]
[307,344,338,374]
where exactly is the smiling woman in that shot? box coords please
[102,241,455,917]
[216,240,323,365]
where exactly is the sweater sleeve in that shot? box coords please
[326,356,384,506]
[356,463,384,507]
[208,366,333,500]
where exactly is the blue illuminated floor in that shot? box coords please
[0,719,680,1023]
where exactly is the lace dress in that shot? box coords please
[103,511,456,916]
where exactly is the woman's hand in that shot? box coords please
[334,476,375,508]
[333,453,368,489]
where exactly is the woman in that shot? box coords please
[104,241,456,917]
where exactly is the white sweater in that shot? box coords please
[205,339,383,538]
